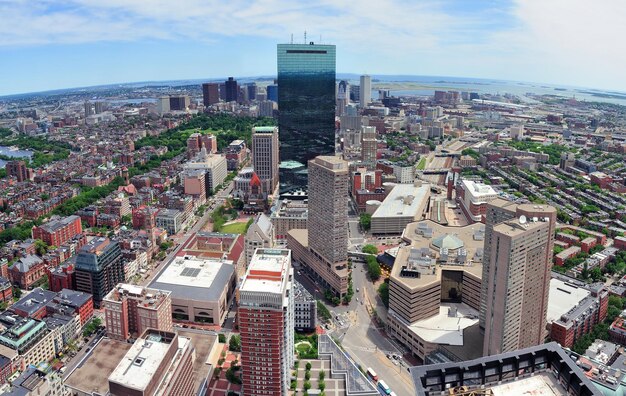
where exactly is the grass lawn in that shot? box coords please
[417,157,427,170]
[220,222,248,234]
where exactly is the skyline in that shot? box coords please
[1,0,625,96]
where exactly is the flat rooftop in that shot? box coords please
[109,333,187,392]
[462,179,497,199]
[240,249,291,295]
[176,329,217,394]
[65,338,132,395]
[489,372,567,395]
[372,182,430,219]
[547,278,591,323]
[407,303,479,346]
[149,255,233,301]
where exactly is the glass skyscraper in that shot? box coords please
[277,43,336,194]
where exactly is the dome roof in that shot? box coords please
[431,234,464,250]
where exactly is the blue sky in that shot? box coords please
[0,0,624,96]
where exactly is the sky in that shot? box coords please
[1,0,625,96]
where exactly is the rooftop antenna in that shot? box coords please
[304,30,307,44]
[290,33,293,44]
[319,34,322,43]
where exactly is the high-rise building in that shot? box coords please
[169,95,190,111]
[337,80,350,115]
[252,126,280,194]
[74,237,124,308]
[202,82,220,106]
[94,101,106,114]
[360,125,377,164]
[267,84,278,102]
[247,83,257,101]
[5,160,30,182]
[480,199,556,356]
[360,74,371,107]
[239,248,294,396]
[103,283,173,342]
[308,156,349,265]
[157,96,170,114]
[84,101,94,117]
[225,77,239,102]
[277,43,336,193]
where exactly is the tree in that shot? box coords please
[229,334,241,352]
[361,244,378,255]
[366,255,381,281]
[359,214,371,231]
[12,286,21,299]
[378,282,389,308]
[34,239,49,256]
[218,333,226,343]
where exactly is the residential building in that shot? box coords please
[103,283,172,341]
[288,156,349,296]
[74,237,125,308]
[149,255,236,325]
[5,160,30,182]
[458,179,499,222]
[2,366,67,396]
[239,248,294,396]
[244,214,275,266]
[252,126,280,194]
[360,125,377,165]
[277,43,336,193]
[0,277,12,303]
[182,169,207,203]
[11,288,57,320]
[156,209,183,235]
[481,200,556,356]
[183,149,228,195]
[0,317,56,371]
[225,139,247,170]
[50,288,94,325]
[32,215,82,247]
[47,263,75,293]
[108,330,195,396]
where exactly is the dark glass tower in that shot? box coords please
[277,43,336,194]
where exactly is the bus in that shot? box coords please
[377,380,391,395]
[366,367,378,381]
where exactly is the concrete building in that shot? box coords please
[393,163,416,184]
[510,124,525,140]
[370,182,430,235]
[5,160,30,182]
[360,75,371,108]
[155,209,183,236]
[252,126,280,195]
[411,342,601,396]
[288,156,350,297]
[2,366,67,396]
[360,125,377,165]
[0,317,56,371]
[481,200,556,356]
[32,215,82,247]
[103,284,173,342]
[149,255,235,325]
[74,237,124,308]
[270,199,308,240]
[387,221,485,360]
[108,330,195,396]
[182,169,207,203]
[239,248,294,396]
[224,77,239,102]
[458,179,499,222]
[244,214,275,266]
[183,148,228,195]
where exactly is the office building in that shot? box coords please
[246,83,257,101]
[239,248,294,396]
[258,100,276,117]
[457,179,499,222]
[288,156,350,296]
[360,74,371,107]
[94,101,106,114]
[224,77,239,102]
[510,124,524,140]
[267,84,278,102]
[270,199,308,240]
[74,237,124,308]
[6,160,30,182]
[84,101,94,117]
[103,283,172,342]
[184,149,228,195]
[411,342,601,396]
[155,209,183,236]
[252,126,280,194]
[337,80,350,115]
[149,255,236,325]
[108,330,195,396]
[370,182,430,235]
[32,215,82,247]
[202,82,220,106]
[360,125,377,165]
[277,43,336,192]
[0,316,56,371]
[169,95,190,111]
[481,200,556,356]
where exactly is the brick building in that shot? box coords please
[32,215,82,247]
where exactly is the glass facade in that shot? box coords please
[277,43,336,193]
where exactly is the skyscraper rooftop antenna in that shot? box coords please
[290,34,293,44]
[304,30,307,44]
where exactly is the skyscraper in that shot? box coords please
[252,126,280,195]
[202,83,220,106]
[267,84,278,102]
[480,199,556,356]
[360,125,377,165]
[360,74,371,107]
[84,101,93,117]
[277,42,336,193]
[239,248,294,396]
[225,77,239,102]
[74,237,124,308]
[246,83,257,101]
[337,80,350,115]
[5,160,29,182]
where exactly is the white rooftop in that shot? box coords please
[547,278,591,323]
[372,183,430,219]
[489,372,566,395]
[462,179,497,198]
[109,334,189,392]
[154,255,231,289]
[240,249,291,295]
[407,303,478,346]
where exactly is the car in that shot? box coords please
[356,288,359,292]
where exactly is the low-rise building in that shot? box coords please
[1,366,67,396]
[31,215,82,247]
[244,214,275,266]
[370,182,430,235]
[9,255,46,290]
[155,209,183,235]
[270,199,308,240]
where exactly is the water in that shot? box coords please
[0,146,33,167]
[108,98,158,105]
